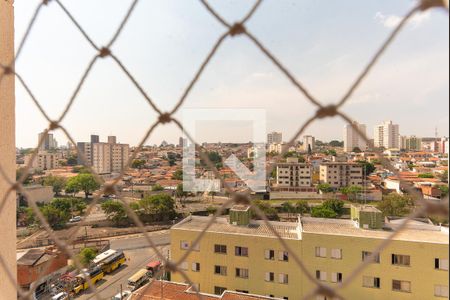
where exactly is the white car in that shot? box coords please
[111,290,131,300]
[69,216,82,223]
[51,292,68,300]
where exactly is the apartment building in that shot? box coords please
[77,135,129,174]
[92,141,129,174]
[343,122,367,152]
[269,143,283,154]
[170,206,449,300]
[267,132,283,144]
[374,121,400,149]
[405,136,422,151]
[303,135,316,153]
[276,158,312,188]
[37,131,58,151]
[24,151,62,171]
[320,162,364,188]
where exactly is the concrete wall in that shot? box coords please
[0,0,16,298]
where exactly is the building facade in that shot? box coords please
[302,135,316,153]
[344,122,367,153]
[374,121,400,149]
[267,132,283,145]
[170,206,449,300]
[38,132,57,151]
[319,162,364,188]
[276,158,312,188]
[24,151,62,171]
[405,136,422,151]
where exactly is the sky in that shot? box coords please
[14,0,449,148]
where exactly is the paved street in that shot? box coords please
[77,232,170,300]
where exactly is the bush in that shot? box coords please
[311,207,338,218]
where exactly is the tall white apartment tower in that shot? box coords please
[303,135,316,152]
[374,121,400,149]
[267,132,283,144]
[343,122,367,152]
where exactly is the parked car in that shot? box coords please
[69,216,82,223]
[111,290,131,300]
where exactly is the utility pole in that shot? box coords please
[120,284,123,300]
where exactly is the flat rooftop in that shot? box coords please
[301,217,449,244]
[172,216,299,240]
[130,281,281,300]
[172,216,449,244]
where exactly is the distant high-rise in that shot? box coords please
[77,135,129,174]
[374,121,400,149]
[267,132,282,144]
[302,135,316,153]
[405,136,422,151]
[38,131,57,151]
[90,135,100,144]
[178,137,188,148]
[108,136,117,144]
[343,122,367,152]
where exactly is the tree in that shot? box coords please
[101,200,128,225]
[352,147,362,153]
[131,159,146,169]
[322,199,345,216]
[67,155,78,166]
[317,183,333,194]
[16,167,33,185]
[295,200,309,215]
[152,184,164,192]
[41,204,70,229]
[172,169,183,181]
[252,201,279,221]
[311,206,337,218]
[78,248,97,267]
[140,194,176,222]
[281,202,295,217]
[437,185,449,198]
[72,166,91,174]
[377,193,414,217]
[325,149,337,157]
[206,206,217,215]
[42,175,66,196]
[329,140,344,147]
[439,171,448,183]
[357,161,376,175]
[175,183,189,203]
[418,173,434,179]
[341,186,363,202]
[67,174,100,199]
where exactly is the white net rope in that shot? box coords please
[0,0,448,299]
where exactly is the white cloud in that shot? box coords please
[374,11,431,29]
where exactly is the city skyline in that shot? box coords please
[14,0,449,148]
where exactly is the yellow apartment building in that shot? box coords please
[170,206,449,300]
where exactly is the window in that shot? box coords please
[279,273,289,284]
[316,270,327,281]
[315,247,327,258]
[265,272,275,282]
[435,285,449,298]
[362,251,380,263]
[265,249,275,260]
[180,241,189,250]
[235,246,249,257]
[392,280,411,293]
[331,249,342,260]
[363,276,381,288]
[392,254,410,266]
[192,263,200,272]
[214,265,227,276]
[279,251,289,262]
[214,244,227,254]
[214,286,227,295]
[235,268,249,279]
[435,258,449,271]
[331,272,343,283]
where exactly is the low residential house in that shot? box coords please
[17,247,68,296]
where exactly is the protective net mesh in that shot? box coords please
[0,0,448,299]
